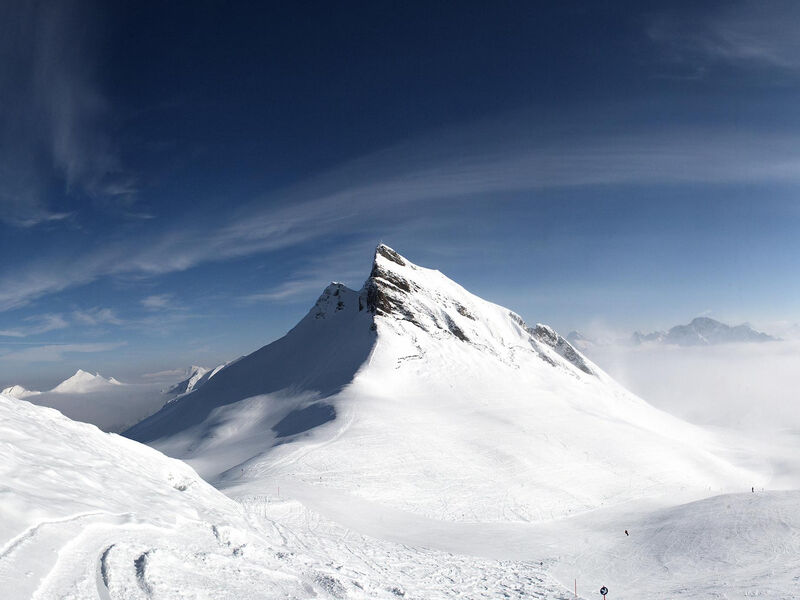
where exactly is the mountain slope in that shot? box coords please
[127,245,755,522]
[1,391,577,600]
[0,393,318,599]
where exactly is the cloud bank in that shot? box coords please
[585,340,800,434]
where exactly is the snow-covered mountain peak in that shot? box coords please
[310,281,362,319]
[51,369,123,393]
[127,245,757,524]
[363,245,593,375]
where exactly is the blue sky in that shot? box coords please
[2,1,800,388]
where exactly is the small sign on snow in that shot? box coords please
[600,586,608,597]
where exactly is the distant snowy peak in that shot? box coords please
[51,369,124,393]
[0,384,41,399]
[167,365,209,395]
[633,317,777,346]
[166,363,228,396]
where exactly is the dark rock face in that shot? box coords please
[455,303,475,320]
[443,314,469,342]
[365,254,472,343]
[376,244,406,266]
[530,324,593,375]
[508,313,594,376]
[365,257,425,329]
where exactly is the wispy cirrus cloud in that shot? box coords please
[140,294,176,310]
[0,0,135,228]
[242,242,373,303]
[4,110,800,311]
[648,1,800,70]
[0,313,68,337]
[141,368,187,380]
[0,341,125,362]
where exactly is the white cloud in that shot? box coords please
[0,313,69,337]
[242,242,372,304]
[0,341,125,362]
[71,307,124,326]
[584,340,800,434]
[648,1,800,70]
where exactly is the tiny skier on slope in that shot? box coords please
[624,529,629,536]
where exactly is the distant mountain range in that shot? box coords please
[567,317,778,349]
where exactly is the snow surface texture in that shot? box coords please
[129,245,756,523]
[0,393,575,599]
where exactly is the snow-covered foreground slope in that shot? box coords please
[0,392,575,599]
[129,245,756,522]
[3,389,796,599]
[543,490,800,599]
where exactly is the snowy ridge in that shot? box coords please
[166,365,209,395]
[128,245,756,524]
